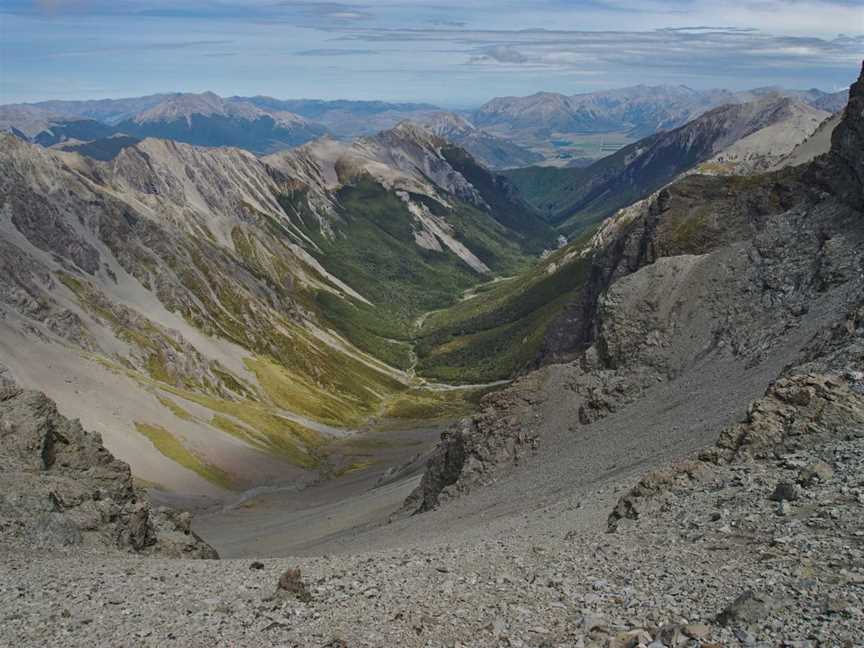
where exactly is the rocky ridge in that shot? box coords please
[505,95,826,236]
[0,366,216,558]
[416,112,544,169]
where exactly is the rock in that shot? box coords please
[276,567,312,603]
[821,597,850,614]
[0,374,217,558]
[734,628,757,646]
[608,629,652,647]
[489,616,507,637]
[580,613,608,633]
[249,561,265,570]
[682,623,711,640]
[717,591,780,627]
[798,462,834,486]
[116,501,155,551]
[769,482,799,502]
[656,623,686,646]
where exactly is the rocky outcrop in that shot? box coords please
[0,368,217,558]
[807,60,864,208]
[707,373,864,463]
[608,369,864,532]
[403,377,544,513]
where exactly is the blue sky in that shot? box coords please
[1,0,861,106]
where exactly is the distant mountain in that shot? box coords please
[506,96,826,237]
[238,96,442,138]
[474,85,731,137]
[743,86,849,114]
[474,84,845,138]
[3,85,848,164]
[19,94,179,124]
[810,89,849,113]
[0,105,118,146]
[114,92,327,154]
[413,112,543,169]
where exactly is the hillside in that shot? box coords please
[0,125,549,497]
[416,112,543,169]
[506,96,831,237]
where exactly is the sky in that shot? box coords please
[0,0,862,106]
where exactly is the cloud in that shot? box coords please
[296,48,379,56]
[271,1,373,22]
[428,19,467,28]
[3,0,861,104]
[344,25,862,79]
[473,45,528,64]
[50,39,236,57]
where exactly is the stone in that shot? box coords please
[821,597,850,614]
[769,482,799,502]
[682,623,711,640]
[276,567,312,603]
[717,591,780,627]
[798,462,834,486]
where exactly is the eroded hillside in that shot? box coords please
[0,126,550,496]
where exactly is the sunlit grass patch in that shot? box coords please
[155,394,196,422]
[134,421,235,490]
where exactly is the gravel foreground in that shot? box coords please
[3,427,862,648]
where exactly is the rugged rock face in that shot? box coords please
[0,367,217,558]
[408,62,864,514]
[808,62,864,208]
[404,378,544,512]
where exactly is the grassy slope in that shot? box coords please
[505,131,677,238]
[282,177,538,365]
[414,230,595,382]
[439,145,556,253]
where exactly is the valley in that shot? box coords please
[0,15,861,642]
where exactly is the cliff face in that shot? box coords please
[808,61,864,208]
[0,367,217,558]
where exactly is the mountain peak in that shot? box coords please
[384,120,444,149]
[133,92,262,124]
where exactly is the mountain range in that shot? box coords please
[2,83,848,169]
[506,95,832,236]
[1,58,861,648]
